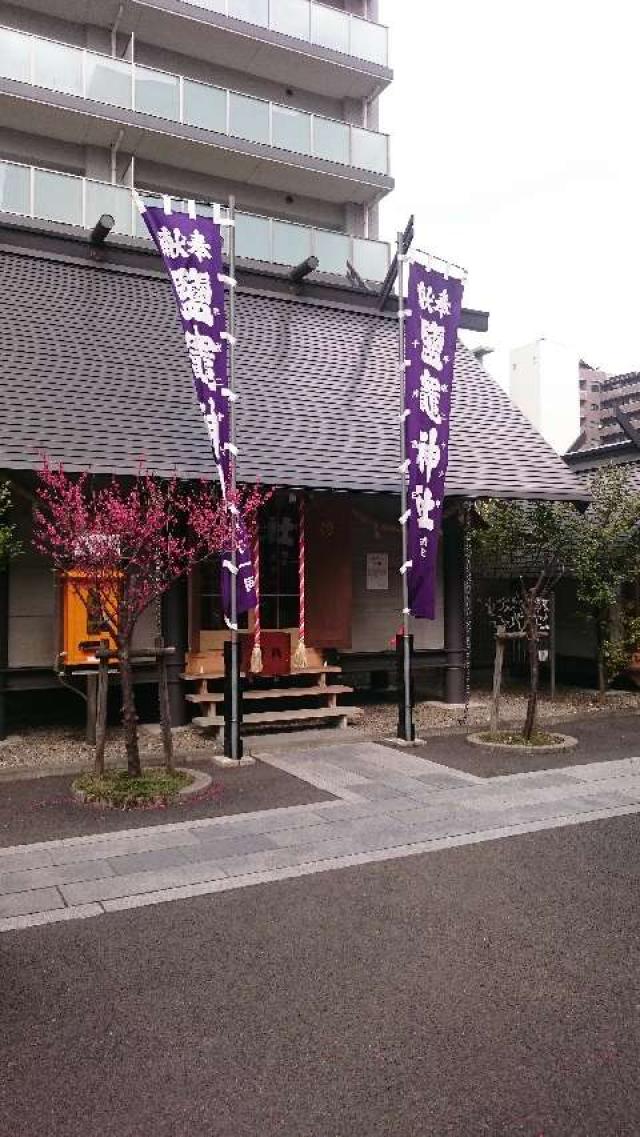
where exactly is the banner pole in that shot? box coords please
[228,194,241,762]
[397,230,413,742]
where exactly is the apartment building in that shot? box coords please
[0,0,394,278]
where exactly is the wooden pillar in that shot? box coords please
[444,514,465,705]
[161,577,188,727]
[0,568,8,740]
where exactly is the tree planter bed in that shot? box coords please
[466,731,578,753]
[72,767,210,809]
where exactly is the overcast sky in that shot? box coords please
[377,0,639,377]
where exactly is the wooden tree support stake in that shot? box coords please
[94,639,111,777]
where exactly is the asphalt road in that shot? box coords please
[2,813,640,1136]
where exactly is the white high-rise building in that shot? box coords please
[509,339,581,455]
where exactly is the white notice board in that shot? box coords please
[366,552,389,591]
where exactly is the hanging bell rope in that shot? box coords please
[250,522,263,673]
[292,492,307,670]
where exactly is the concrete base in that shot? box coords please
[382,737,426,747]
[211,755,256,768]
[422,701,485,711]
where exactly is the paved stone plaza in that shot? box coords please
[2,739,640,932]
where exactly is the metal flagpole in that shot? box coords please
[397,229,413,742]
[227,194,240,762]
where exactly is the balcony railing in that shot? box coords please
[184,0,389,67]
[0,25,390,175]
[0,159,391,281]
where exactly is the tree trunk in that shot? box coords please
[523,631,539,741]
[118,641,141,777]
[596,616,607,703]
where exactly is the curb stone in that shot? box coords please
[466,732,578,754]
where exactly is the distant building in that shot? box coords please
[509,339,581,455]
[573,368,640,451]
[578,362,607,448]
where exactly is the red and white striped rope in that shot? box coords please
[293,493,307,669]
[250,524,262,672]
[298,494,305,646]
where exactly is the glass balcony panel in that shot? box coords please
[85,180,132,236]
[272,220,312,266]
[350,126,388,173]
[313,116,349,165]
[135,66,180,120]
[134,192,161,238]
[85,53,132,110]
[229,91,269,143]
[350,17,387,65]
[313,229,349,276]
[352,236,389,282]
[33,168,83,226]
[33,38,83,97]
[311,4,349,54]
[1,28,31,82]
[236,213,271,262]
[188,0,227,11]
[272,104,311,154]
[270,0,311,40]
[228,0,268,26]
[0,161,30,215]
[183,79,227,132]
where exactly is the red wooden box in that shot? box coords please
[241,631,291,677]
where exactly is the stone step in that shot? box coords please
[186,684,353,705]
[182,666,342,682]
[192,706,358,730]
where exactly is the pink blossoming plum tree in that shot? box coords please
[34,463,264,776]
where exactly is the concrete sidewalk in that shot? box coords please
[2,740,640,932]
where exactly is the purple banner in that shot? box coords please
[141,203,256,616]
[404,262,464,619]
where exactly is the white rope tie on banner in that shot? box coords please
[402,608,411,616]
[162,195,172,215]
[221,331,237,345]
[224,617,239,632]
[400,561,413,575]
[399,510,411,525]
[132,189,146,214]
[221,388,238,401]
[398,459,411,473]
[187,199,197,219]
[399,309,413,319]
[218,275,237,288]
[400,410,410,422]
[222,560,239,576]
[224,442,239,457]
[403,360,411,369]
[411,246,468,282]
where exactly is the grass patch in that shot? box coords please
[477,731,566,748]
[73,768,193,809]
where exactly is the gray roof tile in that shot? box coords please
[0,246,584,499]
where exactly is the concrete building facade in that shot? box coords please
[0,0,394,278]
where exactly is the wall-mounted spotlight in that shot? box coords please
[90,213,115,246]
[288,255,319,283]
